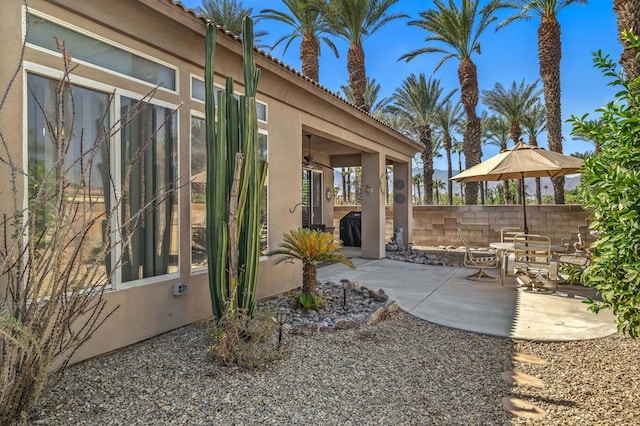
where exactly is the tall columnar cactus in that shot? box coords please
[205,18,266,320]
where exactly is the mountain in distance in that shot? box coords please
[333,168,580,197]
[428,169,580,196]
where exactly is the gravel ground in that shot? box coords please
[29,314,511,425]
[26,312,640,425]
[511,335,640,425]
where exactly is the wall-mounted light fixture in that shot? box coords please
[365,184,373,194]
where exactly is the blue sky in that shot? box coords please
[181,0,620,170]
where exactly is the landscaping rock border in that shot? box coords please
[258,280,398,334]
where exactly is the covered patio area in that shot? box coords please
[299,129,415,259]
[318,249,616,341]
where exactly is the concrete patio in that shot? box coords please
[317,249,617,341]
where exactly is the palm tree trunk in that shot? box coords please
[341,169,348,203]
[509,123,522,146]
[301,31,320,82]
[421,127,434,204]
[445,143,453,205]
[502,180,509,204]
[347,41,368,111]
[302,261,317,295]
[539,16,565,204]
[528,136,542,203]
[614,0,640,82]
[458,58,481,205]
[506,124,523,205]
[457,152,464,203]
[517,178,523,204]
[346,167,352,203]
[354,168,362,204]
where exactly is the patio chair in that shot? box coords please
[508,234,558,290]
[500,226,524,242]
[557,233,592,285]
[458,229,499,281]
[497,226,524,285]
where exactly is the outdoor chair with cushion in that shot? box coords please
[458,229,499,281]
[508,234,558,291]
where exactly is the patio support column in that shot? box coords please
[361,152,385,259]
[393,161,412,249]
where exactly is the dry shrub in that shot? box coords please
[207,309,284,369]
[1,36,178,423]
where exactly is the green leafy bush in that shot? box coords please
[569,32,640,337]
[291,291,324,311]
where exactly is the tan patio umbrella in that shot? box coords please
[451,142,584,233]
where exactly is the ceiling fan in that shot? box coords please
[303,134,334,170]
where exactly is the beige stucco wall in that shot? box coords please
[0,0,417,363]
[334,205,592,248]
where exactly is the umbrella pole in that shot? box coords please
[521,176,528,233]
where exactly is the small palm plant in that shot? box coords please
[269,228,354,307]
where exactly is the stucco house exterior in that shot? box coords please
[0,0,419,362]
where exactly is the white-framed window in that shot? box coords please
[25,67,180,290]
[26,72,112,289]
[119,97,179,282]
[190,113,207,272]
[190,76,267,122]
[190,75,222,105]
[25,9,177,93]
[258,131,268,256]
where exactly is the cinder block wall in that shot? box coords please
[334,205,591,248]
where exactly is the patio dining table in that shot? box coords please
[490,241,567,284]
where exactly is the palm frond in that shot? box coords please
[267,228,354,268]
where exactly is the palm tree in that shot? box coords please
[433,101,463,205]
[497,0,588,204]
[198,0,267,43]
[481,79,541,144]
[521,102,547,203]
[258,0,338,82]
[452,140,465,202]
[401,0,501,205]
[268,228,354,296]
[614,0,640,81]
[482,114,512,204]
[377,109,408,132]
[572,117,603,154]
[542,183,550,202]
[413,173,423,204]
[341,77,391,117]
[353,167,362,204]
[386,74,455,204]
[481,79,541,204]
[326,0,407,111]
[340,168,350,203]
[569,151,593,159]
[433,179,446,205]
[432,134,446,203]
